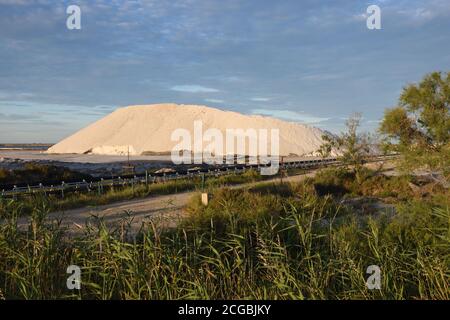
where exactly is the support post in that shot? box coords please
[201,193,209,206]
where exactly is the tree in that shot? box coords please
[318,113,372,184]
[379,71,450,185]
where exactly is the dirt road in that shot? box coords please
[16,172,317,234]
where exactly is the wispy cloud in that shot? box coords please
[0,91,35,100]
[1,0,449,141]
[251,109,330,124]
[374,0,450,26]
[351,13,368,22]
[299,73,342,81]
[205,98,224,103]
[0,0,28,5]
[171,85,220,93]
[205,75,245,83]
[0,112,39,121]
[0,99,113,142]
[366,119,382,124]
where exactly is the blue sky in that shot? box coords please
[1,0,450,143]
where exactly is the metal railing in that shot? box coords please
[0,155,394,198]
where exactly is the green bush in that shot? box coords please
[0,163,92,187]
[183,188,284,235]
[1,182,448,299]
[313,167,354,195]
[3,169,268,216]
[1,165,448,299]
[313,167,415,199]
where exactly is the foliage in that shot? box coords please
[0,163,92,188]
[3,169,265,216]
[318,113,373,184]
[313,167,417,200]
[379,71,450,180]
[0,177,448,300]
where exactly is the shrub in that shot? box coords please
[313,167,354,196]
[0,163,92,188]
[0,180,448,299]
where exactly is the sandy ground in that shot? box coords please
[15,171,317,236]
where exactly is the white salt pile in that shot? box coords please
[47,104,327,156]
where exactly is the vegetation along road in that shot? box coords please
[16,170,319,235]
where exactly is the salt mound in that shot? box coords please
[47,104,327,156]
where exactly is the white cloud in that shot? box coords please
[351,13,368,22]
[0,0,28,5]
[251,109,330,124]
[0,91,35,100]
[171,85,219,93]
[380,0,450,26]
[397,7,435,23]
[205,98,224,103]
[300,73,342,81]
[250,97,270,102]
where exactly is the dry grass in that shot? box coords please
[0,169,448,299]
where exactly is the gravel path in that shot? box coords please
[14,159,397,235]
[16,171,317,235]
